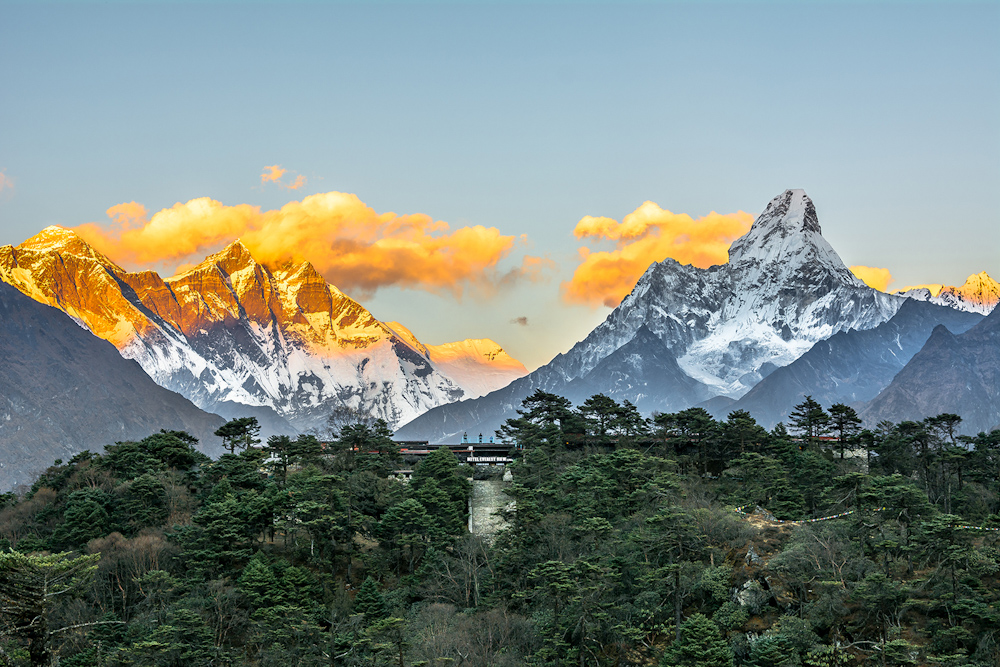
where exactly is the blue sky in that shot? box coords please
[1,2,997,370]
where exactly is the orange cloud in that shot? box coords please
[74,191,548,298]
[562,202,754,307]
[893,283,944,297]
[261,165,286,185]
[0,171,12,194]
[850,265,894,292]
[106,202,148,230]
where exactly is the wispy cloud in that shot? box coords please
[260,165,286,185]
[510,316,528,326]
[562,202,754,308]
[260,165,307,190]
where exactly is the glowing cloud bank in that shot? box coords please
[850,265,894,292]
[74,192,546,298]
[562,202,753,307]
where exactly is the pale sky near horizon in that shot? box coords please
[1,2,998,370]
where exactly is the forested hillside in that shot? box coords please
[1,393,998,666]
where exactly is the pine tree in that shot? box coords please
[354,576,388,622]
[789,396,831,448]
[659,613,734,667]
[746,636,786,667]
[579,393,621,442]
[113,473,169,534]
[266,435,295,485]
[53,489,111,548]
[127,607,215,665]
[723,409,768,456]
[613,399,650,440]
[410,447,470,537]
[412,478,466,538]
[280,565,320,607]
[829,403,862,458]
[497,389,575,449]
[380,499,434,574]
[238,554,281,609]
[142,430,204,469]
[214,416,261,453]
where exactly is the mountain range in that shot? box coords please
[861,304,1000,434]
[396,189,916,441]
[2,188,997,465]
[397,190,999,441]
[721,299,985,428]
[0,228,527,434]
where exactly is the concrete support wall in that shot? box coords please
[468,478,512,537]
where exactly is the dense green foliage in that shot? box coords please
[1,397,999,666]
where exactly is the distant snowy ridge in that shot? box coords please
[0,229,527,431]
[896,271,999,315]
[384,321,528,399]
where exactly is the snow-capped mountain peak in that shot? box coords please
[383,321,432,358]
[729,189,817,258]
[19,225,118,269]
[941,271,1000,314]
[727,190,862,287]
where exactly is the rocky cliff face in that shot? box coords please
[0,281,226,491]
[0,229,526,431]
[396,190,906,442]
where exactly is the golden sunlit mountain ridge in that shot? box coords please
[0,228,528,431]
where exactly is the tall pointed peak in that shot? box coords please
[268,257,352,305]
[208,239,254,265]
[746,189,821,239]
[726,189,845,272]
[24,225,79,242]
[384,321,431,357]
